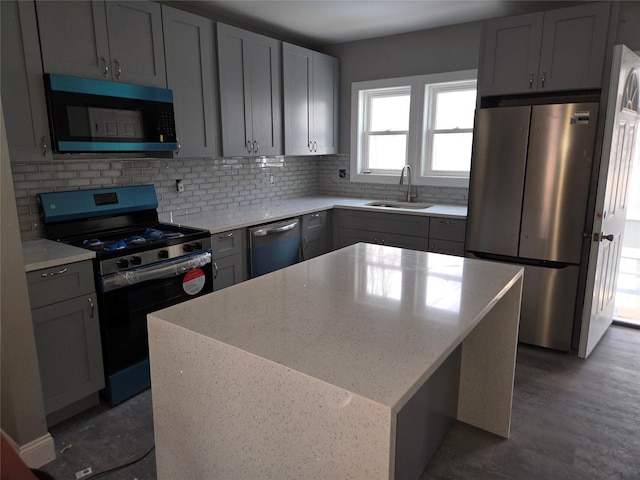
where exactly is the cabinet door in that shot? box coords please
[246,33,282,156]
[218,23,253,156]
[538,2,610,92]
[105,1,166,87]
[32,293,104,414]
[1,1,52,161]
[429,239,465,257]
[218,23,282,156]
[312,52,339,155]
[283,43,312,155]
[480,12,543,96]
[162,6,217,157]
[36,0,111,81]
[213,254,245,291]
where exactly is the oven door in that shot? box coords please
[98,252,212,381]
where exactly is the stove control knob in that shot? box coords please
[193,241,203,250]
[183,244,194,253]
[158,250,169,259]
[130,256,142,266]
[117,259,129,269]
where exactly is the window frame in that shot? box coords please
[350,70,477,187]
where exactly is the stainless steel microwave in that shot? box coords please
[44,74,177,153]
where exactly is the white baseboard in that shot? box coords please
[18,433,56,468]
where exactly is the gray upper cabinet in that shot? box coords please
[1,0,52,161]
[162,6,218,158]
[217,23,282,157]
[283,44,339,155]
[480,2,611,96]
[36,0,166,87]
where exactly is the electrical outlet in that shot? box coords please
[338,169,346,178]
[176,179,184,193]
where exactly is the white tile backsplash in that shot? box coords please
[12,154,468,240]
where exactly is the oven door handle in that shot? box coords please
[100,251,212,292]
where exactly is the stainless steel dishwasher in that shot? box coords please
[249,218,301,278]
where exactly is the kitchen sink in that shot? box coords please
[366,201,433,209]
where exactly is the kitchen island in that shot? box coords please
[148,244,523,479]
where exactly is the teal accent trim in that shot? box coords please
[38,185,159,223]
[57,141,177,152]
[102,360,151,406]
[48,73,173,102]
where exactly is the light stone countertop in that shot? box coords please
[22,238,95,272]
[160,195,467,234]
[149,243,521,412]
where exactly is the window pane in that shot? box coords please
[431,132,472,172]
[434,89,476,129]
[370,94,410,131]
[367,134,407,170]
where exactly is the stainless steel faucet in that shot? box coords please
[399,165,412,202]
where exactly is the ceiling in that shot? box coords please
[176,0,581,47]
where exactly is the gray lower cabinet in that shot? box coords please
[301,211,332,260]
[335,210,466,256]
[480,2,611,96]
[36,0,167,87]
[1,0,52,162]
[211,229,247,291]
[162,6,218,158]
[217,23,282,157]
[283,44,339,155]
[428,217,466,256]
[26,260,104,426]
[334,210,430,251]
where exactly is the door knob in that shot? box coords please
[601,233,614,242]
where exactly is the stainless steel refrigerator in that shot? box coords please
[466,102,599,351]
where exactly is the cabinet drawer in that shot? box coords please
[429,217,466,242]
[302,210,328,231]
[336,210,429,237]
[212,229,244,259]
[429,239,465,257]
[27,260,95,309]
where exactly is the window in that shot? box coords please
[351,70,477,187]
[360,86,411,174]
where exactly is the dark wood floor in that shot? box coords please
[421,325,640,480]
[42,325,640,480]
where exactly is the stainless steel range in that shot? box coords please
[38,185,213,405]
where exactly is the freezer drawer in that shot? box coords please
[519,263,579,352]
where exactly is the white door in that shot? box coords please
[579,45,640,358]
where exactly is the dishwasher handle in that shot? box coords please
[251,220,298,237]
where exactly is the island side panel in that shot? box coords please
[457,274,523,437]
[148,317,394,480]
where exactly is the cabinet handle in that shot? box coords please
[439,220,454,225]
[114,59,122,79]
[308,141,313,152]
[311,213,321,218]
[314,141,317,152]
[219,232,234,239]
[40,135,48,156]
[253,140,259,154]
[246,139,253,153]
[176,137,181,155]
[529,72,534,89]
[101,56,109,77]
[88,297,95,318]
[304,235,309,249]
[213,262,219,279]
[40,267,68,278]
[540,72,546,88]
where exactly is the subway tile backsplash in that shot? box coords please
[12,154,468,240]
